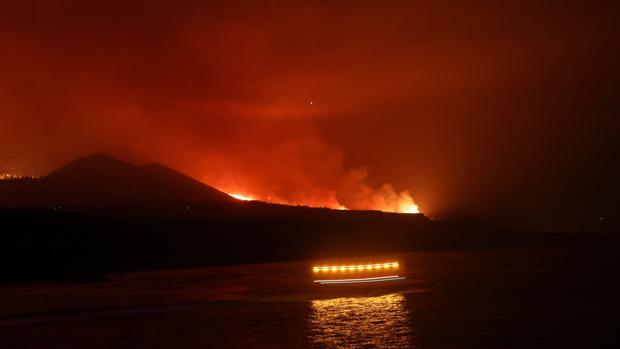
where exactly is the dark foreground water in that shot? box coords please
[0,248,617,348]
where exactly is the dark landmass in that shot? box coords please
[0,155,615,283]
[0,154,232,207]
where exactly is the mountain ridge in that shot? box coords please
[1,154,233,207]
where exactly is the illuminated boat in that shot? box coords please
[312,261,405,285]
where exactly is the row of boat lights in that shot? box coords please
[312,262,399,273]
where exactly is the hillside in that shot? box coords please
[0,154,233,207]
[0,154,610,284]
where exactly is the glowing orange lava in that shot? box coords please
[399,202,420,214]
[229,193,255,201]
[220,187,419,214]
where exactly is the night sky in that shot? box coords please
[1,1,618,231]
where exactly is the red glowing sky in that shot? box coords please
[1,1,618,230]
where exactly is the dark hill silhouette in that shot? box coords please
[2,154,233,207]
[0,154,612,284]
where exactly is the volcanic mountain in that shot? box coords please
[0,154,234,207]
[1,154,608,285]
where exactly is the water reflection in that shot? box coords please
[308,294,413,348]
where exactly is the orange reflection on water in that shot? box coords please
[308,294,413,348]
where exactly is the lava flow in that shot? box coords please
[228,193,255,201]
[224,188,419,214]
